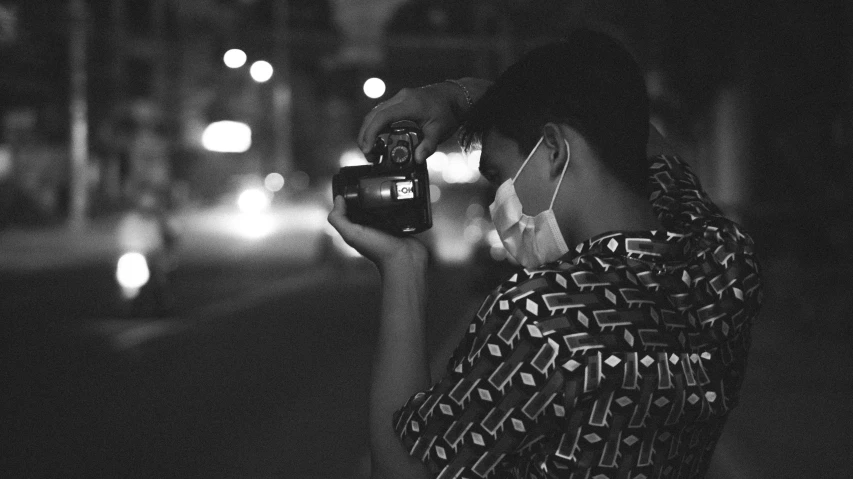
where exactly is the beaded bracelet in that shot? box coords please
[444,79,474,109]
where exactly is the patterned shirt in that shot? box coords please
[393,155,763,478]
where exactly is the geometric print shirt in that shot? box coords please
[392,155,764,478]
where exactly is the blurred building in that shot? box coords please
[0,0,850,243]
[0,2,71,225]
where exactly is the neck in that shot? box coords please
[563,178,661,248]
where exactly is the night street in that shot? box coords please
[1,203,497,478]
[2,1,853,477]
[5,262,383,478]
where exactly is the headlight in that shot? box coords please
[237,188,271,213]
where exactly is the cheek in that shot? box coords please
[514,169,554,215]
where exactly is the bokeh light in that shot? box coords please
[463,222,485,243]
[116,252,150,290]
[288,171,311,191]
[202,121,252,153]
[339,148,369,167]
[466,149,481,173]
[235,214,275,239]
[426,151,448,173]
[426,150,481,184]
[486,229,514,263]
[363,77,386,99]
[250,60,274,82]
[237,188,271,214]
[429,184,442,203]
[223,49,247,68]
[465,202,485,219]
[442,152,478,184]
[264,173,285,192]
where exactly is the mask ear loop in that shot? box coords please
[512,136,545,183]
[548,139,572,209]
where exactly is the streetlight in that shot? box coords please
[363,77,386,99]
[223,48,247,68]
[250,60,274,83]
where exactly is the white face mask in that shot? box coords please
[488,136,571,268]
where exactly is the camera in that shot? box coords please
[333,120,432,235]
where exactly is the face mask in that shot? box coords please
[488,136,571,268]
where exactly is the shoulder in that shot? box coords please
[478,257,652,333]
[479,263,590,317]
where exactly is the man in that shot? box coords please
[329,30,762,478]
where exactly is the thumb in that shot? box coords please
[328,196,355,237]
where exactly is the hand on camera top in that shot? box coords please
[327,196,428,274]
[358,79,490,164]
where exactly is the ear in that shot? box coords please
[542,123,570,179]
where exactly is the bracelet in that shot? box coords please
[444,79,474,109]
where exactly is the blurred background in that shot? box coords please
[1,0,851,478]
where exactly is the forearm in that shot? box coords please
[369,256,432,478]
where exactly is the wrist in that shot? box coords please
[444,79,474,112]
[377,242,428,277]
[434,81,467,123]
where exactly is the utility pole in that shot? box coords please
[272,0,293,175]
[69,0,89,229]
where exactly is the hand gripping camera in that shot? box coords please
[333,121,432,235]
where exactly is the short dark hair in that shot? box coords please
[460,29,649,194]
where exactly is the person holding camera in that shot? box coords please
[328,30,762,479]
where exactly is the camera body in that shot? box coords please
[333,121,432,235]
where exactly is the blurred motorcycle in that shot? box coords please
[115,190,178,317]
